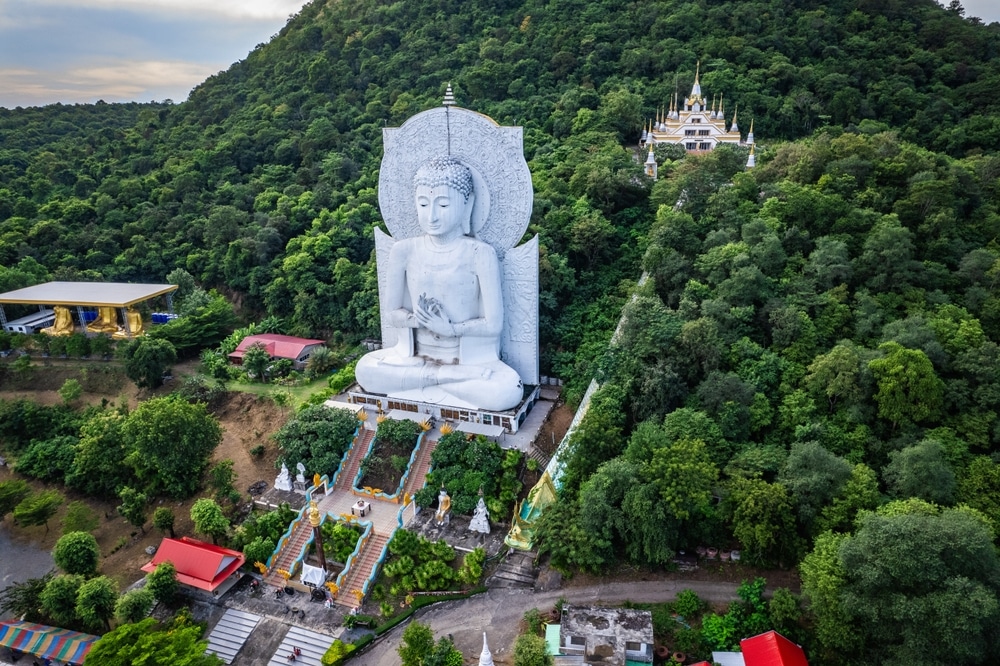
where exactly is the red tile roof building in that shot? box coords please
[141,537,245,592]
[228,333,325,369]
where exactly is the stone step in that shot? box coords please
[490,569,536,584]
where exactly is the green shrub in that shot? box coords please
[321,639,356,665]
[673,589,705,619]
[523,608,544,636]
[327,360,357,393]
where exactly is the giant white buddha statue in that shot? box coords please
[355,157,523,411]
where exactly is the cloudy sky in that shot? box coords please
[0,0,308,108]
[1,0,999,109]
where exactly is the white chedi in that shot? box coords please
[479,632,495,666]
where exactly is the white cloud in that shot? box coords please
[4,0,307,21]
[0,60,222,106]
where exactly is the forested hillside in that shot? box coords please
[2,0,1000,662]
[1,0,999,386]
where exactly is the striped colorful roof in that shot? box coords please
[0,620,98,665]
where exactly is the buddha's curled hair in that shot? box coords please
[413,156,474,202]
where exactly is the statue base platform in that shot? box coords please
[346,384,540,435]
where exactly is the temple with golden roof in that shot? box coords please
[641,62,755,155]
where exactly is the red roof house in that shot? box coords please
[228,333,325,369]
[141,537,245,592]
[740,630,809,666]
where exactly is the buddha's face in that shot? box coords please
[415,184,473,240]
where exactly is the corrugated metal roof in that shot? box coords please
[740,630,809,666]
[141,537,245,591]
[229,333,324,361]
[0,281,177,307]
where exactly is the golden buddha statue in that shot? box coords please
[87,306,118,334]
[112,306,144,339]
[41,305,74,336]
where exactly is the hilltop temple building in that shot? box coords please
[641,63,756,155]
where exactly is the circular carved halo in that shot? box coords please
[378,106,533,259]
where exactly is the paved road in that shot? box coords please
[355,579,743,665]
[0,524,54,620]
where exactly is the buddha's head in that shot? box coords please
[414,156,476,239]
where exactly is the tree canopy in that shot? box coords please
[86,614,224,666]
[122,396,222,498]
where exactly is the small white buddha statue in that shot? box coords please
[274,463,293,492]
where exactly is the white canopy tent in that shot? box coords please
[323,399,365,416]
[456,421,506,441]
[300,563,326,587]
[387,409,430,425]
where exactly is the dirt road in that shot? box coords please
[355,578,743,665]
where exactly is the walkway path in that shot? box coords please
[263,425,440,610]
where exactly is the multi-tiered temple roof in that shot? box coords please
[641,62,756,154]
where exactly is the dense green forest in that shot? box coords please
[1,1,1000,662]
[2,0,999,386]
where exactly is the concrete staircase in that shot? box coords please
[486,549,538,589]
[402,438,437,499]
[205,609,262,664]
[263,519,312,589]
[261,427,442,609]
[333,532,389,610]
[266,625,336,666]
[263,428,376,589]
[333,428,374,491]
[527,446,551,470]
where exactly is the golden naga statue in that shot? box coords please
[112,307,144,339]
[41,305,74,336]
[87,306,118,334]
